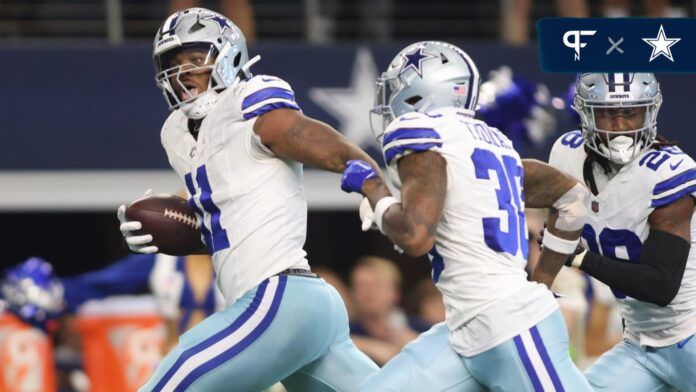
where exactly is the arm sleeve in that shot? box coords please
[60,253,157,312]
[579,229,689,306]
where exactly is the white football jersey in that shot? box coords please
[549,131,696,347]
[160,75,310,305]
[382,107,557,355]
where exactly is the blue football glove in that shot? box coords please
[341,160,378,194]
[1,257,65,328]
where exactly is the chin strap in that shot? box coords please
[181,90,219,119]
[232,55,261,87]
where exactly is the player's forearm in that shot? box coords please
[281,115,379,173]
[522,159,578,208]
[531,247,569,288]
[361,177,438,257]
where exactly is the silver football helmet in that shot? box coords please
[370,41,480,140]
[573,73,662,164]
[153,8,258,119]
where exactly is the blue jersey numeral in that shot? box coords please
[185,165,230,253]
[639,151,669,171]
[472,148,528,259]
[582,225,642,299]
[639,147,685,171]
[560,131,584,149]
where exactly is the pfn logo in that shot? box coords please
[563,30,596,61]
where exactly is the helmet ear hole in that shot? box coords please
[405,95,422,105]
[233,52,241,67]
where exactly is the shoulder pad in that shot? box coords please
[642,146,696,208]
[382,112,444,165]
[237,75,300,120]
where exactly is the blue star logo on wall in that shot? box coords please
[400,47,435,77]
[202,14,230,33]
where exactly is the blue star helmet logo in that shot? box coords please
[400,47,436,78]
[201,13,230,33]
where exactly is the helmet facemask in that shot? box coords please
[155,42,220,111]
[575,95,661,164]
[370,74,403,142]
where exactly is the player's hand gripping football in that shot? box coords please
[117,189,159,254]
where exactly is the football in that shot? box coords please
[125,194,204,256]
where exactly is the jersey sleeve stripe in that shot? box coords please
[242,101,300,120]
[651,183,696,208]
[384,142,442,164]
[653,168,696,196]
[384,128,440,145]
[242,87,295,111]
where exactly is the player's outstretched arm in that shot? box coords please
[523,159,589,287]
[522,159,582,208]
[361,151,447,257]
[254,108,380,173]
[573,196,693,306]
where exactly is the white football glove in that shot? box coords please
[359,197,377,231]
[117,189,158,254]
[360,198,404,253]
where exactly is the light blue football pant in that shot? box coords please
[585,334,696,392]
[139,275,378,392]
[359,310,591,392]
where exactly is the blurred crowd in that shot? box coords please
[1,0,692,43]
[0,209,625,391]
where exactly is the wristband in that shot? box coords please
[374,196,400,233]
[542,228,580,254]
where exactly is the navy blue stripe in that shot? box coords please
[161,14,179,37]
[153,278,273,390]
[174,276,288,391]
[513,335,543,392]
[530,326,564,391]
[384,142,442,164]
[458,53,475,109]
[428,246,444,283]
[607,73,616,92]
[653,168,696,195]
[243,102,300,120]
[242,87,295,111]
[383,128,441,145]
[652,183,696,208]
[678,335,694,349]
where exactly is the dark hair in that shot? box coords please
[651,134,677,150]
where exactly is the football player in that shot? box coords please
[534,73,696,391]
[116,8,379,391]
[1,254,223,352]
[341,41,592,391]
